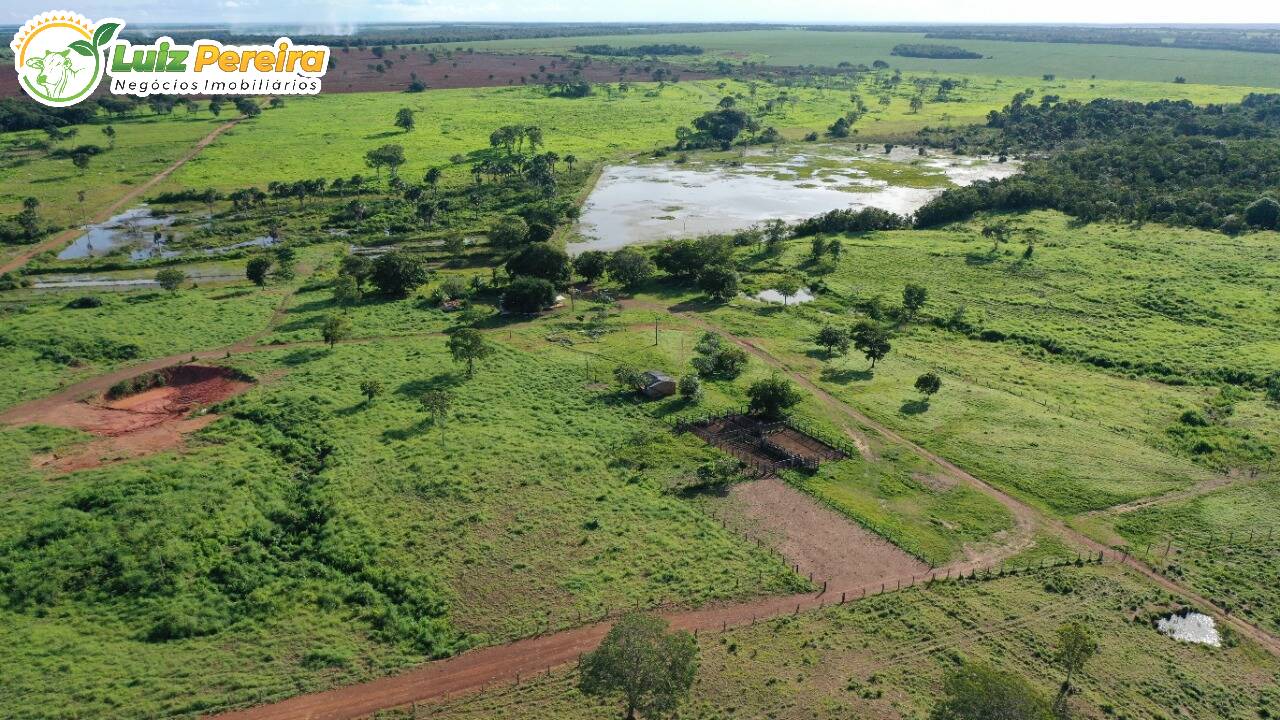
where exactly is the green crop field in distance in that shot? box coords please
[428,29,1280,87]
[157,76,1258,196]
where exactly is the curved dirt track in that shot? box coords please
[0,118,242,276]
[7,294,1279,719]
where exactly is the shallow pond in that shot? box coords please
[1156,611,1220,646]
[57,206,278,261]
[755,287,816,305]
[571,146,1018,253]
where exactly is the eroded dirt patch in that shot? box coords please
[710,477,931,591]
[14,364,253,471]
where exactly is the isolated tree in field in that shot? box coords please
[208,99,223,117]
[774,273,803,306]
[853,321,892,368]
[579,613,698,720]
[563,153,577,171]
[447,328,493,378]
[607,247,656,291]
[573,250,609,284]
[394,107,416,133]
[902,283,928,320]
[321,314,351,349]
[502,276,557,313]
[915,371,942,398]
[71,152,91,175]
[420,390,452,430]
[1053,621,1099,711]
[930,662,1052,720]
[101,124,116,148]
[982,222,1011,252]
[1245,196,1280,230]
[816,324,851,358]
[489,215,530,249]
[424,166,442,191]
[698,264,739,302]
[365,143,406,179]
[747,375,803,420]
[828,238,843,260]
[332,274,362,306]
[234,98,261,118]
[370,252,431,298]
[360,379,383,404]
[246,256,272,286]
[155,268,185,293]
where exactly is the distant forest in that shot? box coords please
[916,93,1280,234]
[572,44,705,57]
[890,43,984,60]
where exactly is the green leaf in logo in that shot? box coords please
[69,39,95,57]
[92,22,120,48]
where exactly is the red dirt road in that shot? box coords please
[0,119,241,276]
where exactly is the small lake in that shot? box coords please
[570,146,1019,253]
[1156,611,1220,647]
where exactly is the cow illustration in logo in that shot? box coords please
[11,12,123,107]
[27,48,82,97]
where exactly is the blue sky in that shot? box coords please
[4,0,1277,27]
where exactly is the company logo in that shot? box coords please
[11,11,330,107]
[11,11,121,107]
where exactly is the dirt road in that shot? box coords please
[6,296,1276,719]
[0,118,241,276]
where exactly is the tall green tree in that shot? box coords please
[321,314,351,349]
[1054,621,1099,711]
[931,662,1053,720]
[246,256,272,287]
[747,375,803,420]
[903,283,928,320]
[155,268,185,293]
[394,107,416,133]
[447,328,493,378]
[579,613,698,720]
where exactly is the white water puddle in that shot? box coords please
[754,287,816,305]
[1156,611,1221,647]
[57,205,278,261]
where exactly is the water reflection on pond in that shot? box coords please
[571,147,1018,253]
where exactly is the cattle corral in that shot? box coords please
[682,413,848,478]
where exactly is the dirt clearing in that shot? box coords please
[710,477,931,589]
[9,364,253,471]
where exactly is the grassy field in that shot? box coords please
[399,564,1280,720]
[0,319,823,718]
[0,279,283,410]
[624,210,1280,516]
[0,111,222,223]
[427,29,1280,87]
[154,76,1259,197]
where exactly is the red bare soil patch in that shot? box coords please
[717,477,931,588]
[17,364,252,471]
